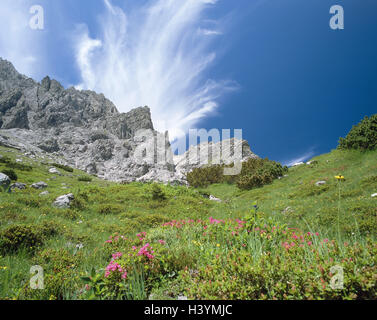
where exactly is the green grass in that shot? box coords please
[201,148,377,237]
[0,145,376,300]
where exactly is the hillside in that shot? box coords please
[0,141,376,299]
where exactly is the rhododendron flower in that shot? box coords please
[112,252,123,260]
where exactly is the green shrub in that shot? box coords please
[338,114,377,151]
[51,163,74,172]
[17,196,43,208]
[0,157,32,171]
[78,176,92,182]
[22,248,82,300]
[1,168,17,181]
[186,158,287,190]
[236,158,288,190]
[59,209,80,221]
[97,204,124,215]
[186,165,224,188]
[361,175,377,187]
[0,225,44,253]
[151,183,167,201]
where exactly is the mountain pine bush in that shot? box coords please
[338,114,377,151]
[186,158,287,190]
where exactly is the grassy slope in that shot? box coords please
[204,148,377,237]
[0,145,376,299]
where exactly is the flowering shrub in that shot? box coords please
[81,203,376,300]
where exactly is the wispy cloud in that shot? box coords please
[73,0,237,141]
[283,147,317,167]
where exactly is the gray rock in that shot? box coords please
[31,181,48,189]
[10,182,26,190]
[372,193,377,198]
[49,167,61,175]
[39,191,49,196]
[0,172,11,190]
[209,195,222,202]
[53,193,75,208]
[315,181,327,186]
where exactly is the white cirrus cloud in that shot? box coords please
[73,0,238,142]
[283,147,317,167]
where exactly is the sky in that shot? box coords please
[0,0,376,165]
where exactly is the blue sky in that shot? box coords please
[0,0,376,165]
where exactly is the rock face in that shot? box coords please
[0,58,178,183]
[174,138,259,175]
[0,58,257,184]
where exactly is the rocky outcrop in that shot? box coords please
[0,58,257,184]
[0,58,179,183]
[174,138,259,175]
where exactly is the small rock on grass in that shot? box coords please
[49,167,61,175]
[209,195,222,202]
[315,181,326,186]
[53,193,74,208]
[10,183,26,190]
[372,193,377,198]
[0,173,11,190]
[31,181,48,189]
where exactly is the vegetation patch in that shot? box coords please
[338,113,377,151]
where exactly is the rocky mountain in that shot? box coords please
[174,138,259,175]
[0,58,257,184]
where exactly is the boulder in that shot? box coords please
[10,182,26,190]
[53,193,75,208]
[31,181,48,189]
[0,172,11,190]
[49,167,61,175]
